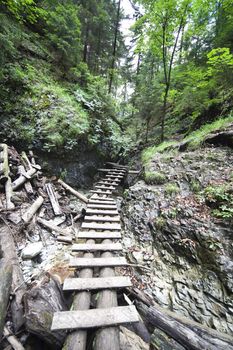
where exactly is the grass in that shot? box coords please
[142,141,176,165]
[165,183,180,195]
[144,171,167,185]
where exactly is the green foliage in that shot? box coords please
[144,171,167,185]
[142,141,176,165]
[203,183,233,219]
[165,183,180,195]
[2,0,47,23]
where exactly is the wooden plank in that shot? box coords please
[51,305,139,331]
[88,200,116,205]
[90,190,113,195]
[106,162,128,170]
[98,168,126,173]
[70,257,127,268]
[85,215,120,222]
[104,175,123,179]
[90,196,115,201]
[63,276,131,291]
[81,222,121,231]
[72,243,123,251]
[97,181,119,186]
[45,183,62,216]
[77,231,121,239]
[87,204,117,209]
[86,209,118,215]
[95,185,116,190]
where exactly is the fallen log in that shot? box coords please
[22,196,44,225]
[57,236,72,244]
[137,302,233,350]
[12,167,37,191]
[37,217,72,237]
[0,144,15,209]
[58,179,88,204]
[24,274,67,348]
[0,261,12,338]
[0,224,26,332]
[3,326,25,350]
[45,183,62,216]
[18,165,33,195]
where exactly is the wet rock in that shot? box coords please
[22,242,43,259]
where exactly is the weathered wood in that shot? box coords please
[21,151,33,170]
[138,302,233,350]
[37,217,72,237]
[86,209,118,215]
[70,257,127,268]
[58,179,88,204]
[57,236,72,244]
[88,200,116,205]
[72,243,123,251]
[90,190,113,195]
[128,170,141,175]
[63,276,131,291]
[87,204,117,209]
[94,241,119,350]
[77,231,121,239]
[98,168,126,173]
[52,305,138,331]
[12,167,37,191]
[0,144,15,209]
[3,326,25,350]
[95,185,116,190]
[22,196,44,224]
[81,222,121,230]
[62,239,94,350]
[18,165,33,195]
[98,180,120,184]
[0,261,12,338]
[45,183,62,216]
[0,225,26,332]
[24,274,67,347]
[85,215,120,222]
[90,196,115,202]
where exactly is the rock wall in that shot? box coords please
[121,146,233,335]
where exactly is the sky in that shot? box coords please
[121,0,135,47]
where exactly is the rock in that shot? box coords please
[22,242,43,259]
[120,326,149,350]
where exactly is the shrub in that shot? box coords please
[144,171,167,185]
[165,183,180,195]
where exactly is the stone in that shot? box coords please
[22,242,43,259]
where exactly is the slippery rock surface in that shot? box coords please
[121,146,233,335]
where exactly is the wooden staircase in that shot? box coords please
[51,165,139,350]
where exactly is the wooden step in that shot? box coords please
[72,243,123,251]
[104,177,121,182]
[90,196,115,201]
[97,181,119,186]
[63,276,131,291]
[85,215,120,223]
[86,209,118,215]
[87,204,117,209]
[51,305,139,331]
[98,168,126,173]
[81,222,121,231]
[90,190,113,195]
[104,175,123,179]
[77,231,121,239]
[88,200,116,205]
[69,257,127,268]
[95,185,116,190]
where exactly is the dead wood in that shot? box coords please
[18,165,33,195]
[58,179,88,204]
[0,144,15,209]
[37,217,72,237]
[0,261,12,338]
[24,274,67,348]
[12,168,37,191]
[0,224,26,332]
[22,196,44,225]
[3,326,25,350]
[45,183,62,216]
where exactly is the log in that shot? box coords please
[37,217,72,237]
[22,196,44,225]
[57,236,72,244]
[45,183,62,216]
[0,144,15,209]
[18,165,33,195]
[3,326,25,350]
[58,179,88,204]
[12,167,37,191]
[62,239,94,350]
[24,274,67,348]
[21,151,33,170]
[94,239,120,350]
[0,224,26,332]
[0,261,12,338]
[137,302,233,350]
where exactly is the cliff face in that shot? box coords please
[121,143,233,335]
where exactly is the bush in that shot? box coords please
[144,171,167,185]
[165,183,180,195]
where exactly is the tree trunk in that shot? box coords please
[108,0,121,94]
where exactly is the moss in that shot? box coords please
[144,171,167,185]
[165,183,180,195]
